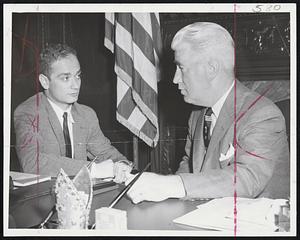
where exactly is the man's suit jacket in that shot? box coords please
[14,92,126,176]
[176,81,289,199]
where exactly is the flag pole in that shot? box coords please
[133,135,139,170]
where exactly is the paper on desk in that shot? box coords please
[10,171,51,186]
[173,197,288,233]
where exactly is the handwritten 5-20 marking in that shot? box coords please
[252,4,281,12]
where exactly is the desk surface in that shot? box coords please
[9,180,206,230]
[92,189,203,230]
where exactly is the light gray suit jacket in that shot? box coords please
[176,81,289,199]
[14,92,127,177]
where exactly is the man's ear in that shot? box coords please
[39,74,50,90]
[207,59,219,80]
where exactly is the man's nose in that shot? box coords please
[71,77,80,89]
[173,67,182,84]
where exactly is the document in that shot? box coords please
[173,197,288,233]
[10,171,51,187]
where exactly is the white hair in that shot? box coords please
[171,22,235,72]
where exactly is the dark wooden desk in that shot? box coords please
[9,180,206,230]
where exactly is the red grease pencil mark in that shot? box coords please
[19,16,29,73]
[20,114,39,149]
[28,114,39,132]
[232,5,273,235]
[233,3,238,236]
[14,34,37,78]
[13,26,41,176]
[236,83,273,123]
[236,142,268,160]
[20,133,33,149]
[34,48,40,176]
[234,84,273,161]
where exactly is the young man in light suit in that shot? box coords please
[126,22,289,203]
[14,43,132,181]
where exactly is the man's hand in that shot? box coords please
[126,172,186,204]
[113,160,133,183]
[90,159,133,183]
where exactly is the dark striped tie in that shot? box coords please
[63,112,72,158]
[203,107,213,149]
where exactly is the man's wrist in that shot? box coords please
[165,175,186,198]
[116,159,133,167]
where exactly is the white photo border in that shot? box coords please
[3,3,297,237]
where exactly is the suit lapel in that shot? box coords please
[42,94,66,156]
[201,81,246,170]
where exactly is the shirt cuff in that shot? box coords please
[173,175,186,198]
[116,159,133,167]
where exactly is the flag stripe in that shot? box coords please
[115,45,133,82]
[141,119,156,140]
[116,113,155,147]
[127,107,147,130]
[104,17,114,42]
[150,13,162,60]
[115,40,158,94]
[132,90,158,128]
[116,76,129,106]
[115,63,158,115]
[132,43,158,92]
[104,13,115,53]
[117,90,136,119]
[117,13,156,66]
[105,12,114,24]
[114,14,158,91]
[132,69,157,114]
[132,13,153,38]
[115,13,132,31]
[131,15,156,65]
[115,22,132,56]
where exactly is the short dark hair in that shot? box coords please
[39,43,77,77]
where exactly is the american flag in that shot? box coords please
[104,13,162,147]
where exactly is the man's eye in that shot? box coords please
[76,74,82,79]
[62,76,69,81]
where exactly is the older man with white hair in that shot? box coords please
[126,22,289,203]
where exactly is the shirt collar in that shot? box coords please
[212,81,234,119]
[47,97,74,123]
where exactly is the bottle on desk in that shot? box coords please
[275,200,290,232]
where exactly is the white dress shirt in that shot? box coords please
[210,81,235,136]
[47,98,75,158]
